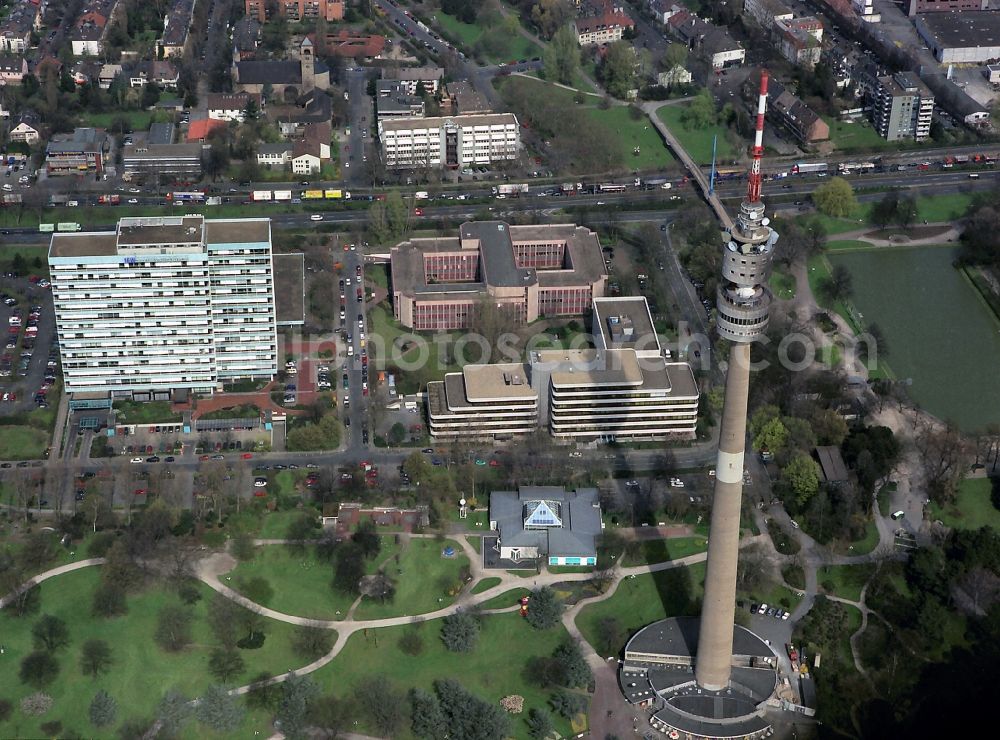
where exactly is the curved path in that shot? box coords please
[0,557,105,609]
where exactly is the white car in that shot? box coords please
[130,457,143,464]
[625,480,638,488]
[670,478,685,488]
[253,478,268,487]
[757,603,768,615]
[310,214,323,221]
[127,198,138,204]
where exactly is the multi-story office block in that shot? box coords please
[873,71,934,141]
[245,0,344,22]
[427,363,539,440]
[378,114,520,170]
[48,216,277,397]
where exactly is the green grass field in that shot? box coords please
[825,239,873,251]
[585,105,675,170]
[479,587,532,610]
[255,508,320,539]
[310,612,580,739]
[655,104,737,166]
[822,116,895,152]
[77,110,165,131]
[227,541,401,619]
[929,477,1000,530]
[433,11,541,64]
[818,563,876,603]
[0,425,50,459]
[112,400,182,424]
[353,538,469,619]
[0,568,299,738]
[576,563,706,652]
[769,267,796,299]
[471,576,502,594]
[621,537,709,567]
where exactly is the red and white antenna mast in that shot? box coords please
[746,69,769,205]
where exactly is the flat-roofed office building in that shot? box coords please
[377,113,520,169]
[48,216,278,397]
[391,221,607,331]
[427,363,539,439]
[424,296,698,442]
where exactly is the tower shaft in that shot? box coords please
[695,343,751,690]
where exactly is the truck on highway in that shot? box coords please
[39,223,55,233]
[413,191,429,200]
[560,182,582,194]
[57,222,82,232]
[252,190,272,202]
[205,196,221,205]
[98,194,121,205]
[303,189,325,199]
[643,177,672,190]
[2,193,22,205]
[324,189,347,199]
[493,183,529,197]
[791,162,828,175]
[273,190,292,201]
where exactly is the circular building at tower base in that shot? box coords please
[619,617,779,740]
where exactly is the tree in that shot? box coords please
[89,689,117,727]
[434,678,511,739]
[399,628,424,656]
[0,699,11,722]
[526,587,561,630]
[208,647,245,683]
[410,687,448,738]
[753,417,789,455]
[543,24,580,85]
[307,693,352,736]
[204,142,230,181]
[156,689,192,735]
[530,0,573,39]
[385,190,409,239]
[826,263,853,301]
[333,541,366,594]
[595,616,625,656]
[277,673,319,739]
[527,708,555,739]
[601,40,638,99]
[681,89,716,129]
[353,519,381,560]
[354,676,405,737]
[231,530,255,562]
[155,604,193,652]
[237,575,274,606]
[553,640,592,688]
[196,684,245,732]
[31,615,69,653]
[783,453,821,507]
[141,81,161,109]
[895,195,918,229]
[80,638,113,678]
[550,690,588,719]
[19,651,59,688]
[812,177,857,218]
[19,692,52,716]
[292,625,334,660]
[663,42,688,72]
[871,191,898,229]
[389,421,407,445]
[441,611,480,652]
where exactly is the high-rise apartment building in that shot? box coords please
[48,216,278,397]
[873,71,934,141]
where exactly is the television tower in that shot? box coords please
[695,70,779,691]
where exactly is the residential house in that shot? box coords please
[70,0,122,56]
[742,0,793,30]
[0,100,10,118]
[127,60,180,90]
[71,59,102,86]
[9,110,42,144]
[381,66,444,96]
[575,6,635,46]
[245,0,344,22]
[766,78,830,143]
[0,0,41,54]
[657,64,692,87]
[268,89,332,138]
[775,16,823,68]
[290,141,322,174]
[256,142,293,168]
[668,12,745,69]
[206,92,263,122]
[0,55,28,85]
[157,0,198,58]
[45,127,108,175]
[648,0,686,26]
[98,63,122,89]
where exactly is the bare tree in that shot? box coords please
[914,421,969,504]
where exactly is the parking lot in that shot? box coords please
[0,274,58,417]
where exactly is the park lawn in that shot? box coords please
[822,116,895,152]
[769,267,796,299]
[0,425,49,459]
[818,563,877,603]
[77,109,163,131]
[0,244,50,272]
[929,477,1000,530]
[465,535,483,553]
[621,536,709,567]
[112,400,182,424]
[913,192,973,222]
[353,538,470,619]
[0,568,300,738]
[585,105,675,170]
[311,612,580,739]
[367,263,388,290]
[837,517,880,556]
[479,587,531,609]
[748,581,803,612]
[369,304,464,392]
[254,507,321,539]
[806,254,863,335]
[656,103,736,166]
[576,562,706,651]
[227,542,399,619]
[471,576,502,594]
[432,11,540,64]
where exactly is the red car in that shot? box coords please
[253,489,267,497]
[413,207,424,216]
[199,454,210,461]
[489,459,500,467]
[133,488,147,496]
[241,452,253,459]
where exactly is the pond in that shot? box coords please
[828,246,1000,432]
